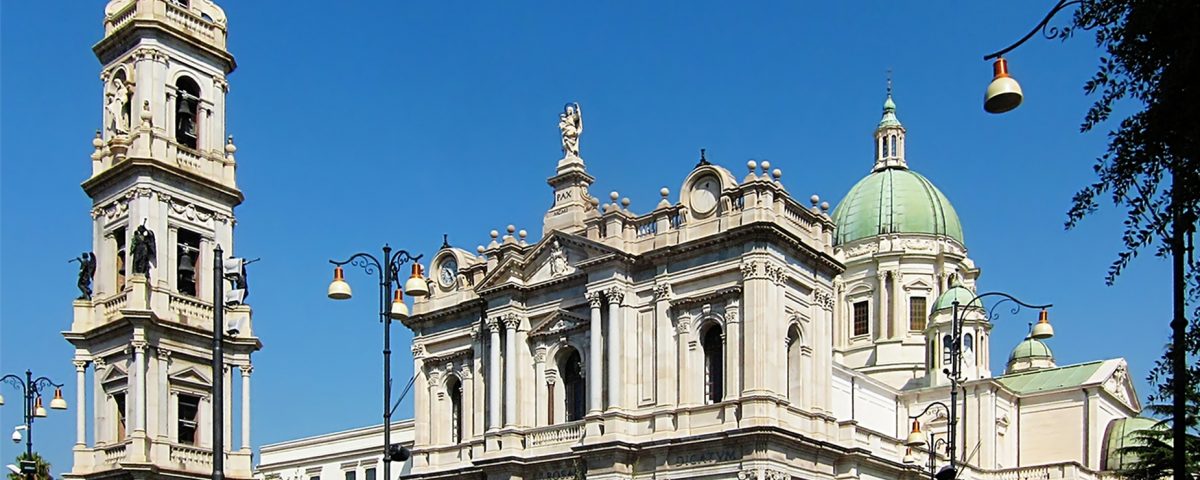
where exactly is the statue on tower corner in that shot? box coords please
[559,102,583,158]
[131,223,157,278]
[69,252,97,300]
[105,78,130,136]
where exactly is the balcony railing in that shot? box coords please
[169,443,214,470]
[169,294,214,327]
[101,442,128,465]
[526,421,585,447]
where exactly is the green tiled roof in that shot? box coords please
[997,361,1104,394]
[831,168,964,245]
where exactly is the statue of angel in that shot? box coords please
[106,78,130,135]
[559,102,583,157]
[131,223,156,278]
[70,252,97,299]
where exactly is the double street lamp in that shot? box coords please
[327,245,429,480]
[1,370,68,479]
[904,291,1054,479]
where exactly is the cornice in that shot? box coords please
[82,156,244,206]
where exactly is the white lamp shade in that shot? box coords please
[327,266,352,300]
[904,420,926,447]
[50,388,67,410]
[0,393,5,406]
[389,289,409,320]
[1031,309,1054,339]
[11,429,21,443]
[984,58,1023,114]
[404,264,429,297]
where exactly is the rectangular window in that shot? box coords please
[345,472,356,480]
[178,393,200,445]
[176,228,201,296]
[364,468,376,480]
[114,392,127,440]
[852,301,869,336]
[909,297,927,331]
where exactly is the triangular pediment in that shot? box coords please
[1100,360,1141,412]
[169,366,212,389]
[475,231,625,291]
[100,363,128,385]
[529,309,590,338]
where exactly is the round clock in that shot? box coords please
[689,175,720,216]
[438,258,458,288]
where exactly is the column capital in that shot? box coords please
[131,340,148,352]
[605,286,625,305]
[486,317,503,333]
[653,283,671,301]
[94,357,107,368]
[241,365,254,376]
[533,346,548,364]
[586,291,604,307]
[458,362,473,379]
[74,360,89,371]
[501,313,520,330]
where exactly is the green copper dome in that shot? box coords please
[1103,417,1162,471]
[832,168,964,245]
[932,284,981,311]
[1008,337,1053,363]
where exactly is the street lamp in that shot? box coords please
[1,370,68,479]
[905,404,954,480]
[981,0,1083,113]
[906,291,1052,479]
[328,245,428,480]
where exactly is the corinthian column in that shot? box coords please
[487,318,502,431]
[74,361,88,446]
[606,287,624,410]
[587,291,603,414]
[502,315,519,427]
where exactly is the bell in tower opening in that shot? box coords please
[175,76,200,149]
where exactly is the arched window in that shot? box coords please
[881,137,888,159]
[786,326,802,403]
[890,134,897,156]
[446,376,462,444]
[963,333,975,365]
[702,325,724,404]
[561,348,586,422]
[942,334,953,366]
[175,76,201,149]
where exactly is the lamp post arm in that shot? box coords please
[0,374,27,393]
[909,400,951,420]
[29,377,63,394]
[330,252,386,284]
[983,0,1082,61]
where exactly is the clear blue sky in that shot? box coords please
[1,1,1171,474]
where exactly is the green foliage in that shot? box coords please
[1113,397,1200,479]
[7,452,51,480]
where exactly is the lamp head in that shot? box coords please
[0,392,5,406]
[904,419,927,448]
[10,429,20,444]
[934,464,957,480]
[902,447,915,464]
[33,397,47,417]
[50,387,68,410]
[327,266,352,300]
[984,58,1023,114]
[389,288,409,320]
[1031,309,1054,339]
[404,263,429,297]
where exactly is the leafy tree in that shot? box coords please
[1064,1,1198,477]
[1113,394,1200,480]
[6,452,51,480]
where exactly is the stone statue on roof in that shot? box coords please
[559,102,583,158]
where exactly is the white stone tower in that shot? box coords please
[63,1,260,478]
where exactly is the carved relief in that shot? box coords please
[654,283,671,301]
[844,241,878,258]
[904,239,934,251]
[546,239,575,277]
[813,290,835,312]
[740,261,758,279]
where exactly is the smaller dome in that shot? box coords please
[933,285,981,312]
[1102,417,1162,471]
[1008,337,1053,363]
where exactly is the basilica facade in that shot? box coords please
[259,97,1145,480]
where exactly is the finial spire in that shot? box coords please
[696,148,711,168]
[886,68,893,97]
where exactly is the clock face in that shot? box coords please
[689,175,720,215]
[438,258,458,288]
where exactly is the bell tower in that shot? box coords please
[63,1,261,478]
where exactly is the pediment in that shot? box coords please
[528,309,590,338]
[1101,361,1141,412]
[903,278,935,292]
[100,363,128,385]
[169,366,212,388]
[475,231,624,291]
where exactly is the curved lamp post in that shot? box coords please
[1,370,68,479]
[905,291,1053,479]
[327,245,428,480]
[981,0,1083,113]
